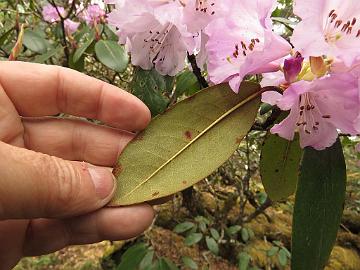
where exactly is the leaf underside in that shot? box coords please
[110,82,261,206]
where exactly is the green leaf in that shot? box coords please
[173,222,195,234]
[175,70,201,97]
[210,228,220,241]
[267,246,279,257]
[291,139,346,270]
[157,258,179,270]
[184,233,203,246]
[259,103,273,115]
[117,243,148,270]
[73,34,95,63]
[69,53,85,72]
[237,252,251,270]
[260,133,302,201]
[139,250,154,270]
[205,236,219,255]
[111,82,261,205]
[198,221,207,233]
[0,27,14,47]
[104,25,119,41]
[181,257,198,270]
[23,29,49,54]
[226,225,242,236]
[34,45,63,63]
[131,67,172,116]
[241,228,249,242]
[95,40,128,72]
[278,249,288,266]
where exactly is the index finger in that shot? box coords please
[0,61,151,131]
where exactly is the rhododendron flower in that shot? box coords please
[108,0,197,76]
[64,19,80,36]
[80,4,105,26]
[42,4,66,23]
[182,0,228,33]
[291,0,360,67]
[205,0,291,93]
[262,74,359,149]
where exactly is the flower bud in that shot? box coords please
[284,53,304,83]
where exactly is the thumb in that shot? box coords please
[0,141,116,219]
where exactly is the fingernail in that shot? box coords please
[88,166,116,199]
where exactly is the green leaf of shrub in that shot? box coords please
[111,82,261,206]
[260,133,302,201]
[267,246,279,257]
[181,256,198,270]
[175,70,201,97]
[73,34,94,63]
[241,228,249,242]
[237,252,251,270]
[184,233,203,246]
[226,225,242,236]
[139,250,154,270]
[131,68,173,116]
[278,249,288,266]
[173,222,195,234]
[95,40,128,72]
[205,236,219,255]
[34,45,62,63]
[291,139,346,270]
[117,243,148,270]
[23,29,49,54]
[210,228,220,240]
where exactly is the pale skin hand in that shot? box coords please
[0,61,154,270]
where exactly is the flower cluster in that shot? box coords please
[41,0,360,151]
[261,0,360,150]
[41,2,106,37]
[107,0,291,78]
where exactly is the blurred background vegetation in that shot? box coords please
[1,0,359,269]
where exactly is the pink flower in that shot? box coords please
[182,0,229,33]
[64,19,80,36]
[205,0,291,93]
[107,0,197,76]
[262,74,359,149]
[42,4,66,23]
[81,4,105,26]
[291,0,360,67]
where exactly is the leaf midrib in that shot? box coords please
[122,89,262,199]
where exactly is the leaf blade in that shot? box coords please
[111,82,261,205]
[291,139,346,270]
[260,133,302,201]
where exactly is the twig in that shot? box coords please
[243,197,272,223]
[187,52,209,88]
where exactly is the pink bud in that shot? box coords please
[283,53,303,83]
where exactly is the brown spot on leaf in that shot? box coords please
[112,164,123,177]
[184,131,192,140]
[183,180,187,185]
[152,191,160,197]
[235,137,242,144]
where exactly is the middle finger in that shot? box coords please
[22,117,134,166]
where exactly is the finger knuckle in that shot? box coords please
[34,154,81,215]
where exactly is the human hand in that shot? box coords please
[0,61,154,270]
